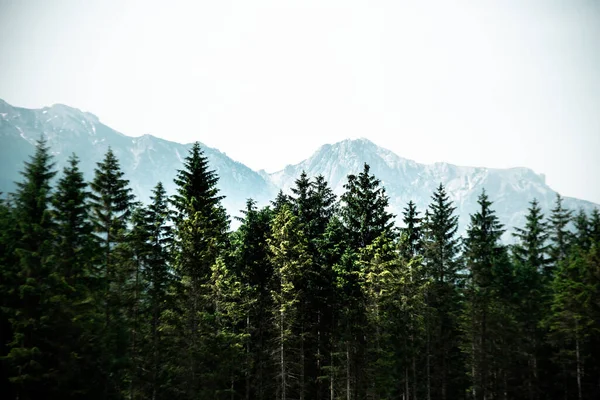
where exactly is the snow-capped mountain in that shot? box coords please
[0,99,278,221]
[266,138,597,241]
[1,99,597,238]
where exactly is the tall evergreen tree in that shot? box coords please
[400,200,423,260]
[462,190,516,400]
[547,245,600,400]
[232,199,275,400]
[512,199,551,275]
[271,189,292,215]
[138,182,174,400]
[422,183,464,400]
[590,208,600,245]
[511,199,551,400]
[268,204,312,400]
[289,172,338,400]
[573,209,591,251]
[170,142,230,399]
[49,154,104,398]
[0,195,18,399]
[340,163,395,249]
[548,194,573,272]
[89,147,136,398]
[3,138,57,399]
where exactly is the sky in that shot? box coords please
[1,0,599,203]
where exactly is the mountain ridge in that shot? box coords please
[0,99,596,238]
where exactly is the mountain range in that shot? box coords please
[1,99,597,241]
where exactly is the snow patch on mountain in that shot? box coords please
[0,99,597,239]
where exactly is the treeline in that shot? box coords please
[0,138,599,400]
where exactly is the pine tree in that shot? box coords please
[49,154,104,397]
[547,246,599,400]
[271,190,292,215]
[359,234,404,399]
[573,209,590,251]
[289,172,338,399]
[268,204,312,400]
[318,215,352,399]
[0,195,19,399]
[170,142,230,399]
[590,208,600,245]
[462,190,516,400]
[137,182,174,400]
[121,204,151,400]
[311,174,338,238]
[422,183,464,400]
[400,200,423,260]
[340,163,395,249]
[89,147,136,397]
[232,199,275,400]
[4,137,57,399]
[290,171,312,224]
[511,199,551,400]
[209,255,249,400]
[548,194,573,272]
[512,199,551,275]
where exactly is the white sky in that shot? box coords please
[1,0,599,203]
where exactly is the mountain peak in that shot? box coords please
[46,103,99,122]
[337,137,377,147]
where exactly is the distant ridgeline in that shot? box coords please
[1,134,599,399]
[1,99,597,241]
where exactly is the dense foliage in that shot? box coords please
[1,140,599,399]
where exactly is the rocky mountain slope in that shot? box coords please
[266,138,598,240]
[1,99,597,238]
[0,99,278,220]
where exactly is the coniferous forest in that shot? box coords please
[1,138,600,400]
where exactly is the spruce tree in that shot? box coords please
[232,199,275,400]
[422,183,463,400]
[573,209,590,251]
[271,189,292,215]
[547,246,599,400]
[289,172,338,399]
[4,138,56,399]
[139,182,174,400]
[290,171,312,225]
[89,147,135,397]
[511,199,551,399]
[268,204,312,400]
[0,196,18,399]
[400,200,423,260]
[462,190,516,400]
[512,199,550,274]
[359,234,404,399]
[340,163,395,249]
[49,154,103,397]
[590,208,600,245]
[548,194,573,272]
[170,142,229,399]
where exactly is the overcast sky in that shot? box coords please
[1,0,599,203]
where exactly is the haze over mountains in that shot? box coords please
[1,99,597,240]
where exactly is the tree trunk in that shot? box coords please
[575,327,582,400]
[413,354,418,400]
[281,308,286,400]
[245,314,250,400]
[300,325,305,400]
[330,346,335,400]
[405,367,410,400]
[346,341,351,400]
[129,257,141,400]
[426,322,431,400]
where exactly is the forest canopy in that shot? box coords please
[1,139,599,400]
